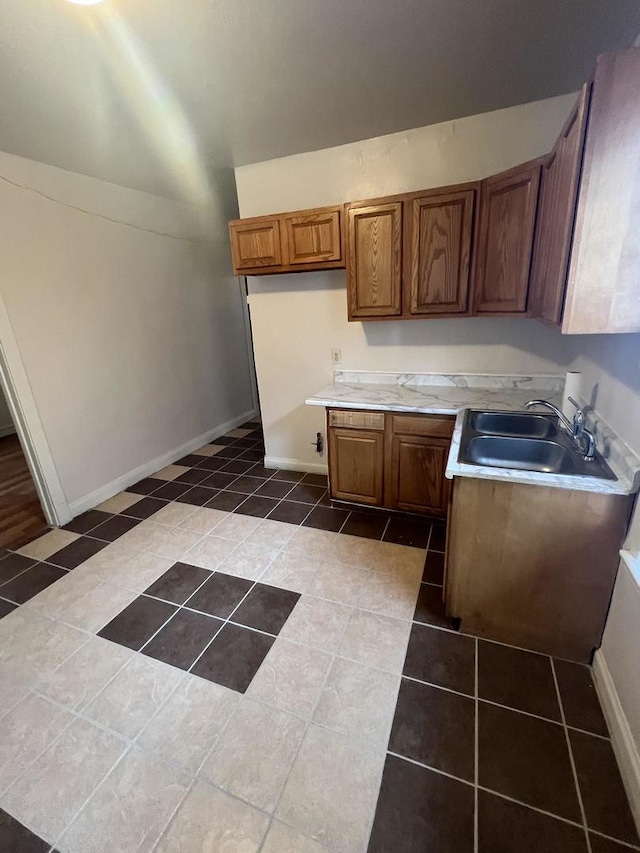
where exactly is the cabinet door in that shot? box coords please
[346,201,402,319]
[328,427,384,505]
[229,217,282,273]
[473,161,542,314]
[386,434,451,516]
[283,207,342,266]
[530,85,591,325]
[406,188,476,315]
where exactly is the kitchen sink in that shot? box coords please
[459,410,616,480]
[469,411,557,439]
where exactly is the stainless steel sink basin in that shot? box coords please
[463,436,575,474]
[469,411,557,439]
[458,410,616,480]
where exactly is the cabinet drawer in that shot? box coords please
[389,413,455,438]
[328,409,385,431]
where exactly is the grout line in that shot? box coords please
[551,657,593,853]
[474,636,479,853]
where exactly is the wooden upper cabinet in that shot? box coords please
[283,207,342,266]
[562,47,640,333]
[346,201,403,319]
[530,85,591,325]
[473,160,542,315]
[229,206,345,275]
[405,186,476,316]
[229,217,282,272]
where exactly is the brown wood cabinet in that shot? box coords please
[345,201,403,319]
[446,476,632,662]
[405,186,476,316]
[473,159,542,315]
[229,205,344,275]
[530,85,591,325]
[327,408,454,516]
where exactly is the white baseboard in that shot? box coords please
[592,648,640,834]
[0,424,17,438]
[69,409,257,517]
[264,456,328,475]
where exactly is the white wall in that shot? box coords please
[235,93,578,470]
[0,150,255,510]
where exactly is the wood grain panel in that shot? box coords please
[388,413,455,439]
[283,207,342,266]
[328,409,385,431]
[0,435,47,549]
[563,47,640,333]
[446,477,632,662]
[530,84,591,325]
[385,434,450,516]
[346,201,402,319]
[229,217,281,272]
[473,159,542,315]
[406,187,476,315]
[328,427,384,505]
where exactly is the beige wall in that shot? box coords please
[235,93,578,470]
[0,150,255,509]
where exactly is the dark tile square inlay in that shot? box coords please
[195,456,228,471]
[254,479,294,499]
[285,483,326,505]
[383,516,431,548]
[413,583,457,630]
[404,623,475,695]
[0,599,17,619]
[229,476,264,495]
[272,469,306,483]
[121,497,168,520]
[144,562,211,605]
[430,523,447,551]
[248,465,278,479]
[478,702,581,822]
[238,449,263,462]
[142,609,222,670]
[232,584,300,635]
[589,833,636,852]
[200,472,240,491]
[554,659,608,736]
[150,481,191,501]
[174,468,211,486]
[219,460,257,476]
[0,552,37,585]
[302,506,349,532]
[47,536,108,569]
[128,477,164,495]
[267,500,311,525]
[62,510,112,535]
[191,622,274,693]
[341,510,388,541]
[0,562,66,604]
[368,754,474,853]
[98,595,176,650]
[422,549,445,584]
[301,473,328,487]
[186,572,252,619]
[206,491,247,512]
[234,495,279,518]
[478,641,561,722]
[176,454,206,467]
[89,515,142,542]
[175,486,218,507]
[569,729,640,844]
[0,807,50,853]
[477,790,588,853]
[389,677,475,781]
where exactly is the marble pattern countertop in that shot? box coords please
[306,371,640,496]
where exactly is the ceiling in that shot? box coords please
[1,0,639,203]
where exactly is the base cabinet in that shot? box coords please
[445,476,632,662]
[327,408,454,517]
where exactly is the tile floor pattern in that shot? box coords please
[0,420,636,852]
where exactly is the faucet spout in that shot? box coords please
[525,399,597,461]
[525,400,573,433]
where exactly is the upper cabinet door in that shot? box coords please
[406,187,476,315]
[229,217,282,273]
[283,207,342,266]
[530,85,591,326]
[346,201,402,319]
[473,161,542,315]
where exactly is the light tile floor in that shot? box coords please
[0,421,636,852]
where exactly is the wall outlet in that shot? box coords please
[331,348,342,365]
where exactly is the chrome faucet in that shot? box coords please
[526,397,596,461]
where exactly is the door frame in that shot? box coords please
[0,293,70,528]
